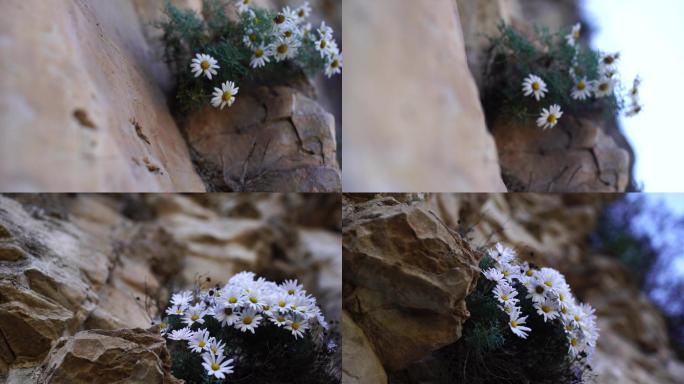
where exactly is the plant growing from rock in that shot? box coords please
[438,243,599,383]
[483,22,642,129]
[157,0,342,112]
[158,271,338,383]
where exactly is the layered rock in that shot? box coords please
[493,118,630,192]
[0,0,205,192]
[342,196,481,372]
[342,0,506,192]
[0,194,341,381]
[182,86,341,192]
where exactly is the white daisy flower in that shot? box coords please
[527,277,549,303]
[229,271,256,285]
[202,352,234,379]
[569,65,585,81]
[243,31,260,49]
[536,104,563,130]
[273,9,296,31]
[534,297,560,322]
[281,279,304,296]
[211,81,239,110]
[235,308,262,333]
[250,44,271,69]
[213,303,239,326]
[536,267,564,293]
[190,53,220,80]
[284,314,310,339]
[243,287,266,310]
[599,52,620,70]
[188,328,211,353]
[571,78,592,100]
[593,77,615,98]
[269,311,289,327]
[521,74,548,101]
[159,320,169,336]
[565,23,581,46]
[482,268,505,284]
[295,2,312,22]
[508,309,532,339]
[493,282,519,307]
[272,37,301,62]
[499,262,521,283]
[289,294,313,315]
[166,304,185,317]
[315,35,334,58]
[183,304,206,326]
[567,332,583,358]
[171,291,193,308]
[221,286,244,308]
[488,243,516,266]
[235,0,252,14]
[168,327,193,341]
[207,337,226,357]
[317,21,333,39]
[325,52,343,78]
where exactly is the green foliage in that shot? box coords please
[155,0,330,113]
[425,275,591,384]
[483,22,627,127]
[165,313,338,384]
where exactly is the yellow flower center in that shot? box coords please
[160,322,167,329]
[198,340,206,348]
[249,34,257,43]
[278,300,286,307]
[222,92,233,102]
[535,286,545,294]
[288,289,295,295]
[284,31,293,38]
[200,60,210,70]
[599,83,609,92]
[243,0,250,4]
[526,270,533,277]
[559,293,565,301]
[502,270,509,277]
[249,296,257,304]
[331,60,340,69]
[229,297,237,304]
[277,44,289,54]
[211,362,220,371]
[574,314,581,322]
[298,9,305,17]
[191,314,199,321]
[576,81,586,91]
[510,319,518,327]
[176,309,183,315]
[319,40,327,49]
[573,31,580,39]
[570,338,578,347]
[547,115,557,124]
[224,307,233,316]
[544,280,553,287]
[277,315,285,322]
[604,56,614,64]
[255,47,264,58]
[501,294,509,301]
[561,306,568,314]
[542,305,551,313]
[274,14,285,24]
[291,322,300,330]
[532,82,540,91]
[243,316,253,325]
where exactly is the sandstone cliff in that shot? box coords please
[342,194,684,384]
[0,194,341,383]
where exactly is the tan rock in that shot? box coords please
[342,311,387,384]
[39,328,180,384]
[343,197,481,371]
[342,0,506,192]
[0,0,204,192]
[183,86,341,192]
[493,118,630,192]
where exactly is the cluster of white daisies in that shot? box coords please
[189,0,342,111]
[521,22,641,130]
[160,271,328,379]
[481,243,599,359]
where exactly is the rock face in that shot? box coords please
[342,0,507,192]
[39,328,180,384]
[342,196,481,372]
[0,0,205,192]
[342,311,387,384]
[0,194,341,381]
[183,86,341,192]
[493,118,630,192]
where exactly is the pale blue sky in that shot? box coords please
[582,0,684,192]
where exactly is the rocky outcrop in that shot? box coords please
[493,118,630,192]
[342,311,387,384]
[342,196,481,372]
[0,194,341,381]
[0,0,205,192]
[342,0,507,192]
[183,86,341,192]
[39,328,180,384]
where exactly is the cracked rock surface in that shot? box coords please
[183,86,341,192]
[493,117,630,192]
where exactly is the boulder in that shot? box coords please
[342,0,506,192]
[39,328,180,384]
[343,197,481,371]
[342,311,387,384]
[182,86,341,192]
[493,118,630,192]
[0,0,205,191]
